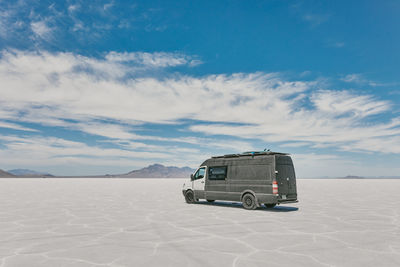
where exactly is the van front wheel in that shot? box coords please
[242,193,257,210]
[185,190,195,204]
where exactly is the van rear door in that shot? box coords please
[275,155,297,200]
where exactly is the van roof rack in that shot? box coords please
[212,151,289,158]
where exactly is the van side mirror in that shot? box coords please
[190,174,194,181]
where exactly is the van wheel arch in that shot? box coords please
[240,190,257,201]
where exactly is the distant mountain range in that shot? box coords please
[8,169,53,177]
[0,164,195,178]
[1,166,399,179]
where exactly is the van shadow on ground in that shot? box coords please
[195,201,299,212]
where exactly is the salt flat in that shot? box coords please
[0,178,399,267]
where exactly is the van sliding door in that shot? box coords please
[205,166,227,200]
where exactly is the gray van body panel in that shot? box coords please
[196,153,297,205]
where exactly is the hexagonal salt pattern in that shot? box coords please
[0,178,399,267]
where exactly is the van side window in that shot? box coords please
[208,166,227,180]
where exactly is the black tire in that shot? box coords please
[185,190,195,204]
[206,199,215,203]
[242,193,257,210]
[265,204,276,208]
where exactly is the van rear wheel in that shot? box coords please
[265,204,276,208]
[185,190,195,204]
[242,193,257,210]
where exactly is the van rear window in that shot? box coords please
[208,166,227,180]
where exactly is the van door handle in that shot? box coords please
[201,181,204,183]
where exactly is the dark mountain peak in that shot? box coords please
[147,164,165,170]
[150,163,164,167]
[124,164,195,178]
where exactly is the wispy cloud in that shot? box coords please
[103,1,114,11]
[326,41,345,48]
[302,13,330,26]
[0,134,169,160]
[341,73,368,84]
[68,4,80,13]
[340,73,394,87]
[105,51,202,68]
[0,121,38,132]
[31,20,53,39]
[332,42,345,48]
[0,10,9,38]
[290,2,330,27]
[0,6,25,39]
[311,90,389,117]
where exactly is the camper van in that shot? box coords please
[182,151,298,210]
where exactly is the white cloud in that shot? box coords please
[74,122,138,140]
[0,121,38,132]
[68,4,80,13]
[293,152,400,177]
[0,11,8,38]
[0,50,399,161]
[146,136,255,152]
[0,134,170,163]
[302,13,330,26]
[0,9,23,38]
[340,134,400,154]
[31,20,52,39]
[281,142,310,148]
[292,153,353,177]
[103,1,114,11]
[333,42,345,48]
[340,73,388,87]
[0,134,207,175]
[105,51,201,68]
[341,73,364,83]
[311,90,389,117]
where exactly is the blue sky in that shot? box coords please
[0,0,399,176]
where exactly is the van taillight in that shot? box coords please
[273,180,278,195]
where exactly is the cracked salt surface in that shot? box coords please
[0,178,399,267]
